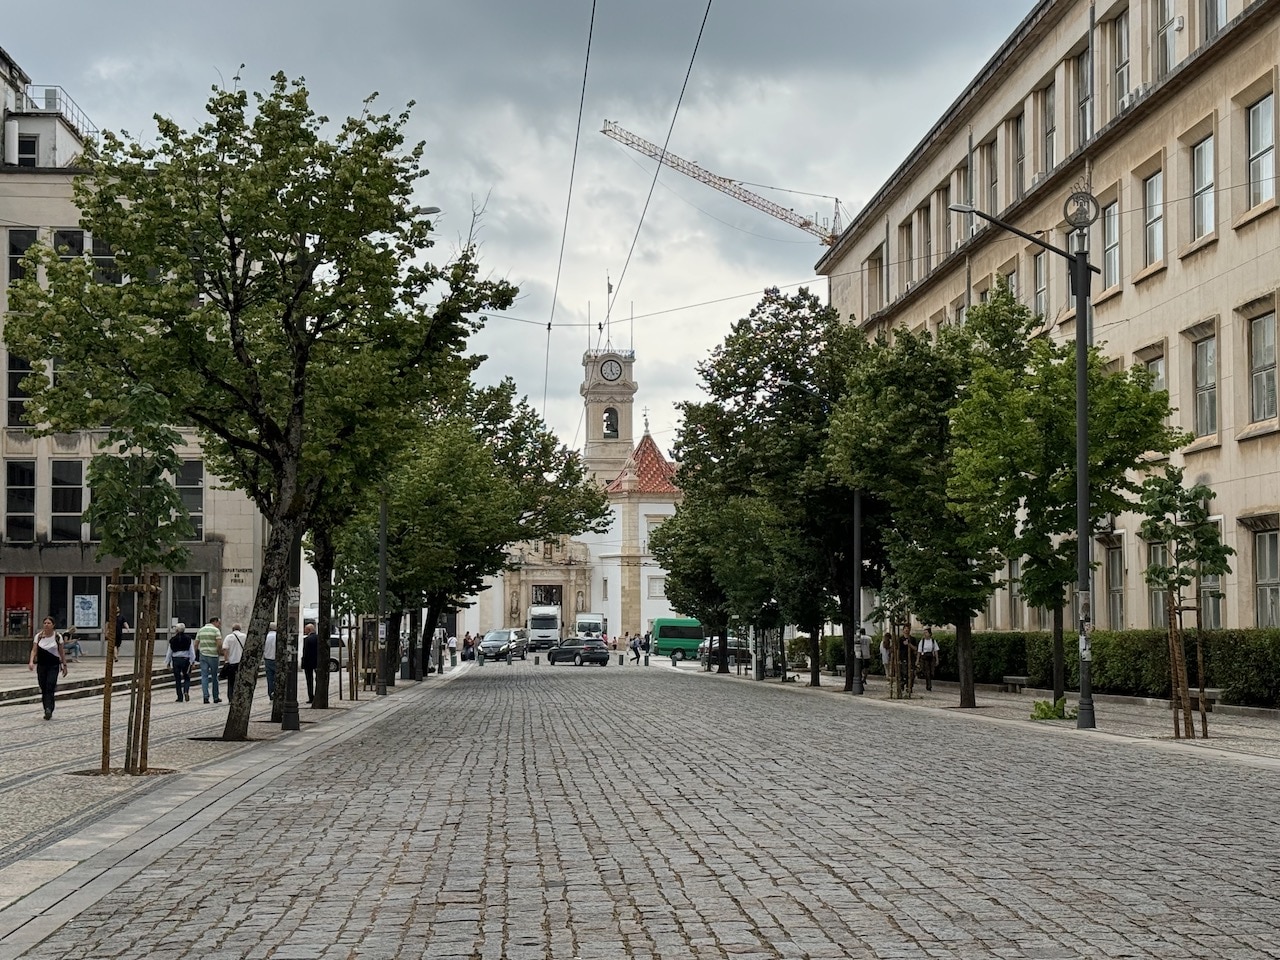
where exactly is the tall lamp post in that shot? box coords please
[950,193,1099,729]
[376,492,388,697]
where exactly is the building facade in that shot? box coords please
[817,0,1279,631]
[457,347,684,642]
[1,44,264,652]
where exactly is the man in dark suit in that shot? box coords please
[301,621,319,704]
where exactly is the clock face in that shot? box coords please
[601,359,622,381]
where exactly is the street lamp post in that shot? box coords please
[376,493,388,697]
[949,194,1099,729]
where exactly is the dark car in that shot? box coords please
[547,636,610,666]
[698,638,752,665]
[479,628,528,661]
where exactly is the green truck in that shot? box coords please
[651,617,704,661]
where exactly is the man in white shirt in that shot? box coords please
[264,623,278,699]
[222,622,246,692]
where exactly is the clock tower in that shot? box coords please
[581,348,638,484]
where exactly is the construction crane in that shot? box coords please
[602,119,840,245]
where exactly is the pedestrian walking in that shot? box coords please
[917,627,939,692]
[263,623,278,700]
[629,635,641,663]
[301,621,319,704]
[641,634,651,658]
[856,628,872,685]
[222,622,246,693]
[166,622,194,702]
[28,616,68,721]
[880,632,894,684]
[448,634,458,659]
[113,612,130,663]
[899,625,916,695]
[196,616,223,704]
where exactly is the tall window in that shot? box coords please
[5,459,36,542]
[177,460,205,540]
[1008,558,1023,629]
[171,575,204,629]
[1247,94,1275,208]
[1004,268,1019,302]
[1194,335,1218,436]
[867,245,886,312]
[1192,135,1215,239]
[1013,114,1026,199]
[6,355,33,427]
[1203,0,1227,38]
[1250,312,1277,422]
[1146,355,1167,393]
[1143,171,1164,267]
[921,203,932,271]
[51,460,84,542]
[987,141,999,213]
[941,187,952,252]
[1102,201,1120,287]
[647,577,666,599]
[1107,545,1125,629]
[1042,83,1056,170]
[1257,531,1280,628]
[1148,542,1170,628]
[1077,48,1093,147]
[1155,0,1177,79]
[1199,521,1224,629]
[8,229,37,284]
[1114,10,1131,113]
[1033,251,1048,318]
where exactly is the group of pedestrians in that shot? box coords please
[163,616,248,704]
[878,625,941,693]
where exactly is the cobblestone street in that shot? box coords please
[2,660,1279,959]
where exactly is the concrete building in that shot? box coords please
[0,44,264,653]
[817,0,1278,630]
[456,347,684,643]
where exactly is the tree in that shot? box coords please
[649,491,734,651]
[950,286,1185,702]
[1138,465,1234,739]
[828,324,1001,707]
[82,384,194,772]
[7,75,516,739]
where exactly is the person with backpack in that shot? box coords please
[629,634,641,663]
[222,622,247,693]
[916,627,940,692]
[28,616,68,720]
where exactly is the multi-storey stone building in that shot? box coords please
[1,44,264,654]
[817,0,1278,631]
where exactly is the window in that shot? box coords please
[1250,312,1277,422]
[171,575,204,629]
[1192,136,1215,239]
[1107,545,1125,629]
[647,577,666,600]
[602,578,609,601]
[866,245,886,312]
[1194,335,1218,436]
[941,187,952,252]
[1146,355,1166,393]
[1004,268,1019,302]
[986,141,999,213]
[1155,0,1177,79]
[8,229,37,285]
[1102,201,1120,287]
[1114,11,1131,113]
[1148,542,1170,628]
[921,203,932,271]
[901,221,914,284]
[17,135,37,167]
[51,460,84,542]
[6,355,33,428]
[1033,251,1048,318]
[1042,83,1056,170]
[1013,113,1026,199]
[72,576,102,631]
[1203,0,1227,38]
[602,407,619,439]
[1257,531,1280,628]
[1247,94,1275,208]
[1199,521,1224,629]
[5,460,36,542]
[1143,171,1164,266]
[176,459,204,540]
[1077,48,1093,147]
[1008,558,1023,629]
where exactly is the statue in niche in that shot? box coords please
[576,590,585,612]
[603,407,619,439]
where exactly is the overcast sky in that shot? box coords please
[7,0,1035,457]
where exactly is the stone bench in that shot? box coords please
[1176,687,1225,712]
[1003,675,1032,694]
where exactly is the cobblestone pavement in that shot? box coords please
[2,658,1280,959]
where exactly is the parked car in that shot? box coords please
[479,628,528,661]
[547,636,610,666]
[698,638,752,665]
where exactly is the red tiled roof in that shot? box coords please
[605,432,679,495]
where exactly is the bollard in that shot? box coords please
[506,651,512,664]
[451,652,457,668]
[618,653,624,666]
[534,654,540,665]
[643,654,649,667]
[479,654,485,667]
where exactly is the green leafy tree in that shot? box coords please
[950,286,1186,702]
[649,490,734,650]
[6,75,515,739]
[1138,465,1234,739]
[828,325,1001,707]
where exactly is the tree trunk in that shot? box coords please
[808,621,821,687]
[102,571,121,775]
[1194,602,1208,739]
[1174,602,1194,739]
[1052,602,1065,704]
[389,610,404,679]
[837,586,856,693]
[137,576,159,773]
[223,514,303,740]
[408,607,421,680]
[956,614,976,708]
[271,587,288,723]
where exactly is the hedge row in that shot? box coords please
[820,629,1280,709]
